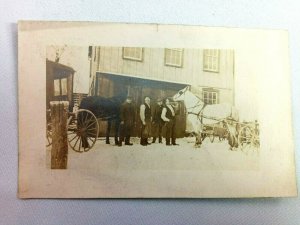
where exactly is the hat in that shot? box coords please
[126,96,133,99]
[157,98,163,102]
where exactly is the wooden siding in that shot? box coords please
[90,47,235,105]
[94,47,233,88]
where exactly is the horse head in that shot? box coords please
[173,86,190,101]
[112,91,128,104]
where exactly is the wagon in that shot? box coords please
[220,118,260,151]
[45,59,101,153]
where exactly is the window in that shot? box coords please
[165,48,183,67]
[54,78,68,96]
[203,89,219,104]
[203,49,220,72]
[123,47,143,61]
[54,79,60,96]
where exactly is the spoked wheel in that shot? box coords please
[67,109,99,153]
[46,123,52,147]
[238,126,256,152]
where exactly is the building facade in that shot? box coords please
[88,47,235,137]
[88,47,235,106]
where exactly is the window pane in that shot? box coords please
[54,79,60,96]
[61,78,68,95]
[137,48,142,58]
[209,57,212,70]
[176,55,180,65]
[165,49,171,64]
[124,48,129,56]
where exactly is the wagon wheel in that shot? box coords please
[238,126,255,152]
[46,123,52,147]
[67,109,99,153]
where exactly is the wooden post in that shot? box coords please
[50,101,69,169]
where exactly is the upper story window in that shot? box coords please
[203,49,220,72]
[165,48,183,67]
[203,89,219,105]
[123,47,143,61]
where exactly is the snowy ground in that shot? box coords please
[47,137,259,171]
[40,137,261,197]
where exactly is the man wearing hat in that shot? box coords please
[151,98,164,143]
[118,95,135,146]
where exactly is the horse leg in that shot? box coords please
[106,120,111,144]
[201,132,206,142]
[114,119,120,145]
[228,132,238,151]
[194,133,202,148]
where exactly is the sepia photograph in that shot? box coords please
[18,22,296,198]
[45,46,260,171]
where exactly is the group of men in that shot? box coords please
[116,96,179,147]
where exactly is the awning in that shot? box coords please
[97,72,189,90]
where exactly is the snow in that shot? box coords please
[47,137,259,171]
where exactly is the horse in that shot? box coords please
[172,86,239,148]
[79,92,128,146]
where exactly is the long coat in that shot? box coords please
[120,102,135,126]
[152,104,164,124]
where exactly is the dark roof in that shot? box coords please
[46,59,76,73]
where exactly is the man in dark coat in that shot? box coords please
[152,98,164,143]
[140,96,152,146]
[161,98,179,146]
[118,96,135,146]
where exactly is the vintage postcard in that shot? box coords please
[18,21,297,198]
